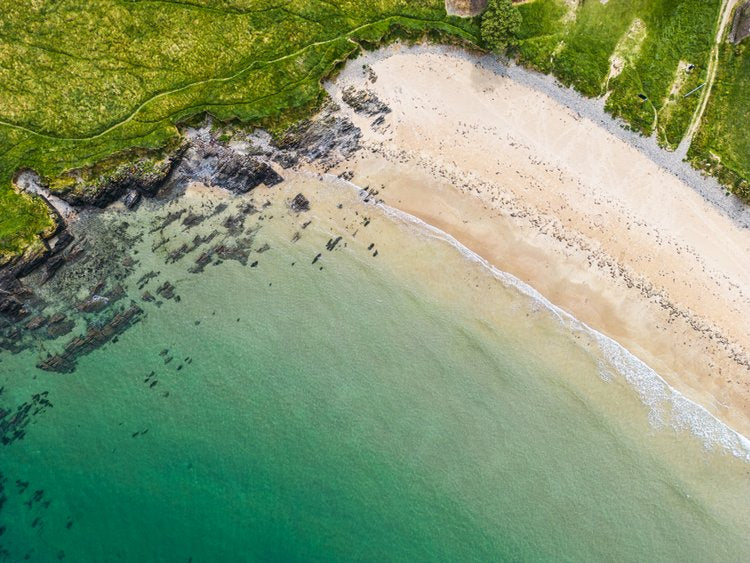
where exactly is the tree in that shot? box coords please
[480,0,522,54]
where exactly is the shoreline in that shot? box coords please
[315,43,750,438]
[364,175,750,460]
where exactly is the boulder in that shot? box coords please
[290,193,310,213]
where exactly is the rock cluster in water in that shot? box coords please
[0,100,367,373]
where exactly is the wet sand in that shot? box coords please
[316,44,750,438]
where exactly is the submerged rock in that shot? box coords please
[46,315,74,339]
[156,281,176,300]
[37,305,144,373]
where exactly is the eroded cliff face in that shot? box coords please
[445,0,488,17]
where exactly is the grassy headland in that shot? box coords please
[0,0,478,260]
[515,0,750,201]
[515,0,723,147]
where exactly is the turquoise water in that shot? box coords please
[1,176,749,561]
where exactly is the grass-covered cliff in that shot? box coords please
[0,0,478,260]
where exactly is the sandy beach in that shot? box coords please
[313,44,750,438]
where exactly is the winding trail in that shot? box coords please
[0,15,476,143]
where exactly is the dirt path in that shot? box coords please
[0,16,475,142]
[682,0,739,152]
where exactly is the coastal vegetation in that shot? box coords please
[480,0,522,53]
[689,40,750,199]
[514,0,723,147]
[0,0,478,260]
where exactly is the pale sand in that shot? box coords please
[312,44,750,437]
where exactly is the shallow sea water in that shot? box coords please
[1,174,749,561]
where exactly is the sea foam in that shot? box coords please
[329,174,750,463]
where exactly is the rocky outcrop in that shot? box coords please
[273,103,362,168]
[170,141,283,194]
[0,273,32,319]
[730,1,750,44]
[123,190,142,210]
[445,0,488,17]
[341,87,391,117]
[0,101,360,334]
[52,149,183,208]
[290,193,310,213]
[0,237,59,320]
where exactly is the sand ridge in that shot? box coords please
[313,44,750,437]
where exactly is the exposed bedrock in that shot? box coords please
[271,103,362,168]
[172,141,283,193]
[53,149,184,208]
[341,87,392,117]
[445,0,488,17]
[0,228,71,321]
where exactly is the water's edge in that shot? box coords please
[329,173,750,462]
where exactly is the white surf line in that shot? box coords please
[322,172,750,462]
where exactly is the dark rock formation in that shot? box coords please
[0,242,56,320]
[213,151,283,193]
[76,295,110,314]
[41,255,66,284]
[54,149,183,208]
[12,242,52,279]
[156,281,176,300]
[326,236,342,251]
[0,276,29,319]
[51,232,74,254]
[290,193,310,213]
[341,87,391,116]
[274,104,361,167]
[24,316,47,331]
[46,315,74,339]
[123,190,142,210]
[174,142,283,194]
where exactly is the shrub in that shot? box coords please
[481,0,523,53]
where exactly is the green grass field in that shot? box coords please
[0,0,478,261]
[689,40,750,199]
[515,0,721,146]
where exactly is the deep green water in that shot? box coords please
[1,177,749,561]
